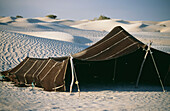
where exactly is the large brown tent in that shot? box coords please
[1,26,170,92]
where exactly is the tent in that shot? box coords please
[1,26,170,92]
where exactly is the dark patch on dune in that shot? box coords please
[139,23,149,28]
[27,19,45,23]
[73,36,93,44]
[116,20,130,24]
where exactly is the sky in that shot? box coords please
[0,0,170,21]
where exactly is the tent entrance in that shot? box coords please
[73,59,116,85]
[64,59,116,92]
[64,47,170,92]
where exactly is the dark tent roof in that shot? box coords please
[73,26,146,61]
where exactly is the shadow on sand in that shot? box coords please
[72,83,170,92]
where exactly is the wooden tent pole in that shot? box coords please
[69,54,75,94]
[73,67,81,97]
[135,42,152,88]
[69,54,81,96]
[149,50,166,92]
[136,41,166,92]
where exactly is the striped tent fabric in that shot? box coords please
[73,26,146,61]
[1,57,69,91]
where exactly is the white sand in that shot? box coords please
[71,19,170,33]
[0,16,170,111]
[0,82,170,111]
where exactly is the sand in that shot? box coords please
[71,19,170,33]
[0,82,170,111]
[0,16,170,111]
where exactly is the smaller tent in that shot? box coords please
[1,57,69,91]
[1,26,170,92]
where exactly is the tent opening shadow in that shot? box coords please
[71,83,170,92]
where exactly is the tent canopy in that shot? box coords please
[73,26,146,61]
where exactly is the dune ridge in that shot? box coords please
[71,19,170,32]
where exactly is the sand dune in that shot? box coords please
[159,20,170,26]
[1,17,170,33]
[0,16,170,111]
[0,17,107,71]
[71,19,170,32]
[0,16,16,23]
[0,30,87,71]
